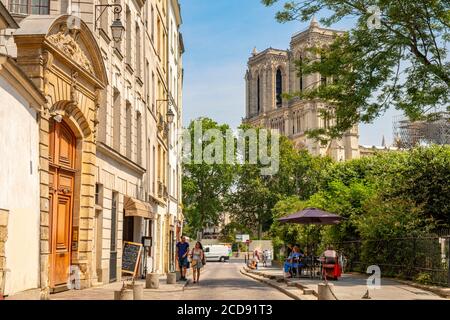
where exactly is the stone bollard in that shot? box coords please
[146,273,159,289]
[133,283,144,300]
[114,289,133,300]
[167,273,176,284]
[318,283,337,300]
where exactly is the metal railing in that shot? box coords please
[333,235,450,287]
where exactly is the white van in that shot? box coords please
[204,245,230,262]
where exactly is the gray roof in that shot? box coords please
[0,2,19,29]
[14,14,65,36]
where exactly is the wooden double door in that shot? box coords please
[49,120,77,289]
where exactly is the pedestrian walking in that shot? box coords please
[253,249,260,269]
[262,249,268,267]
[176,236,190,281]
[190,241,205,284]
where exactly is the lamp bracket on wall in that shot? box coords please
[94,4,123,34]
[95,4,122,29]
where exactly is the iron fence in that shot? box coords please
[334,235,450,287]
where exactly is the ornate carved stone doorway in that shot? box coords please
[14,15,107,291]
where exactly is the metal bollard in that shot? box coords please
[146,273,159,289]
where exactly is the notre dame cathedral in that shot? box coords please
[244,18,361,161]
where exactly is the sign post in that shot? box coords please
[236,234,250,243]
[141,236,152,279]
[245,239,252,264]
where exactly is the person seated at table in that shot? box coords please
[283,246,304,278]
[320,245,341,280]
[323,246,337,263]
[248,259,258,270]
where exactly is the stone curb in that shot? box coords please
[245,267,319,297]
[240,267,305,300]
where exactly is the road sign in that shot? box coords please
[236,234,250,243]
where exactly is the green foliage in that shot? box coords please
[376,146,450,225]
[355,197,434,239]
[219,221,252,243]
[270,196,305,244]
[262,0,450,141]
[181,116,449,282]
[415,272,433,285]
[268,145,449,272]
[226,132,329,239]
[308,180,376,245]
[182,118,235,235]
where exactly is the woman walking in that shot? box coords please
[190,242,205,284]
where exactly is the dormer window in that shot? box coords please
[9,0,49,15]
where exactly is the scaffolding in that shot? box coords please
[393,112,450,149]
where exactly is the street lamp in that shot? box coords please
[95,4,124,43]
[166,108,175,124]
[110,17,125,42]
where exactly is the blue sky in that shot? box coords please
[179,0,398,146]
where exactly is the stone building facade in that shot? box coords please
[0,0,184,296]
[13,14,108,291]
[165,0,183,273]
[244,18,360,161]
[0,2,47,297]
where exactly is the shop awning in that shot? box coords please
[124,196,154,219]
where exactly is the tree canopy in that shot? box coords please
[182,118,235,237]
[262,0,449,141]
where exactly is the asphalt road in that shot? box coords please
[159,261,292,300]
[37,261,292,300]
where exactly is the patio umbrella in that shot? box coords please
[277,208,344,257]
[277,207,343,225]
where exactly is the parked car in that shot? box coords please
[204,245,230,262]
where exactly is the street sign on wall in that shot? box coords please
[236,234,250,243]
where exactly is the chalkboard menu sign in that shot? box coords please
[121,241,143,276]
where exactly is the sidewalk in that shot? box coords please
[6,275,189,300]
[242,266,448,300]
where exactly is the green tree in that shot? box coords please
[226,131,322,239]
[355,197,434,239]
[270,196,307,253]
[262,0,449,141]
[371,146,450,226]
[182,118,235,237]
[225,131,277,239]
[219,221,252,243]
